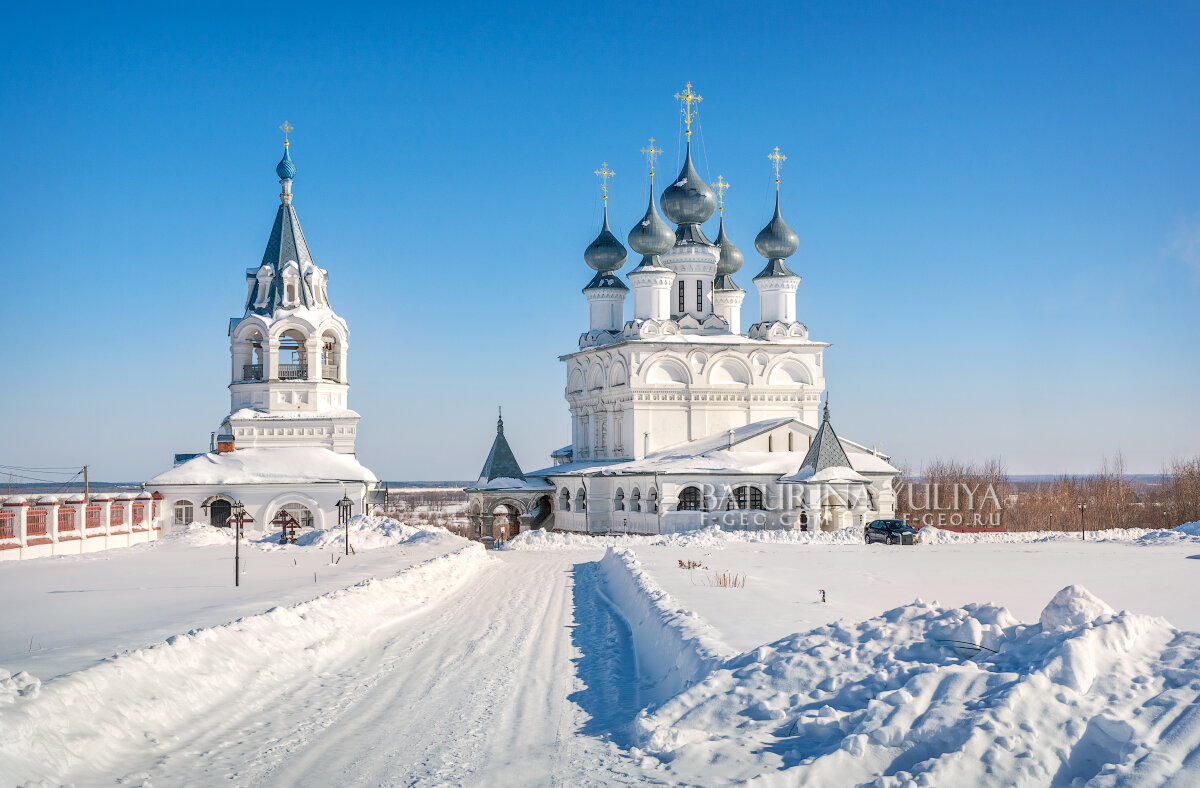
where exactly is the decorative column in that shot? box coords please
[42,496,60,544]
[267,336,280,380]
[3,498,28,547]
[69,495,87,552]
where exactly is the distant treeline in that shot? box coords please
[894,454,1200,531]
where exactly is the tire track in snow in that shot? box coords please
[119,551,658,786]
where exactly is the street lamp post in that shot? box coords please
[338,494,354,556]
[1077,501,1087,541]
[232,500,245,587]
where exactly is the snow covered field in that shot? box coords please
[0,520,1197,786]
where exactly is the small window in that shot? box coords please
[630,488,641,512]
[577,489,587,512]
[173,500,194,525]
[648,487,659,513]
[696,280,703,311]
[559,488,571,512]
[678,281,685,314]
[614,489,625,511]
[677,486,703,512]
[788,432,794,451]
[768,435,774,452]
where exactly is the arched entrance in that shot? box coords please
[492,504,520,543]
[532,495,553,528]
[210,499,232,527]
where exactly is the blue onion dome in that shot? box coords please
[627,194,676,256]
[276,145,296,181]
[660,143,716,226]
[714,217,744,275]
[584,208,628,272]
[754,193,799,261]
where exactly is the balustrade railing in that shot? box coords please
[0,511,13,540]
[322,364,339,382]
[27,509,47,537]
[278,363,308,380]
[242,363,263,381]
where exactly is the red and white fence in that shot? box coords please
[0,491,164,560]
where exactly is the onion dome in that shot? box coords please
[276,145,296,181]
[714,217,744,275]
[660,143,716,229]
[753,193,800,279]
[627,195,675,256]
[584,208,628,272]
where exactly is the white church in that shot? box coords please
[470,85,898,539]
[147,135,380,533]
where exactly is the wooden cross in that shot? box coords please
[594,161,615,205]
[714,175,730,215]
[280,121,294,146]
[674,81,702,139]
[640,137,663,182]
[768,146,787,189]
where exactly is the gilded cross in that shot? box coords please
[714,175,730,215]
[640,137,663,182]
[674,81,702,139]
[280,121,294,146]
[594,161,615,205]
[768,146,787,190]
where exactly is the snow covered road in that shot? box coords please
[106,550,652,787]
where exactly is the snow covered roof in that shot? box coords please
[146,448,378,486]
[528,417,897,482]
[476,411,526,484]
[227,408,361,422]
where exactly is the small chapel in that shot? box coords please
[147,130,381,533]
[468,85,898,541]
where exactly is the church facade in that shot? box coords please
[479,86,898,537]
[146,137,380,533]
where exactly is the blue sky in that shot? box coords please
[2,1,1198,481]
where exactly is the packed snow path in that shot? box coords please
[109,551,652,787]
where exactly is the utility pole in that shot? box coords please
[1078,501,1087,541]
[83,465,89,502]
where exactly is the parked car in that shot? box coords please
[864,519,920,545]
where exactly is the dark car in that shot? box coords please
[864,519,920,545]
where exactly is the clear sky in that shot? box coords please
[2,1,1198,481]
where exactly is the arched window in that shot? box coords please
[648,487,659,513]
[278,329,309,380]
[279,502,314,529]
[734,486,765,510]
[677,486,703,512]
[577,488,587,512]
[173,500,194,525]
[630,488,641,512]
[614,488,625,511]
[559,488,571,512]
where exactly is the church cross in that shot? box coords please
[768,146,787,190]
[280,121,294,147]
[714,175,730,215]
[594,161,615,205]
[640,137,663,183]
[674,81,702,139]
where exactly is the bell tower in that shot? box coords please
[220,125,361,454]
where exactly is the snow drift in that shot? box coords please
[0,541,489,784]
[626,584,1200,786]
